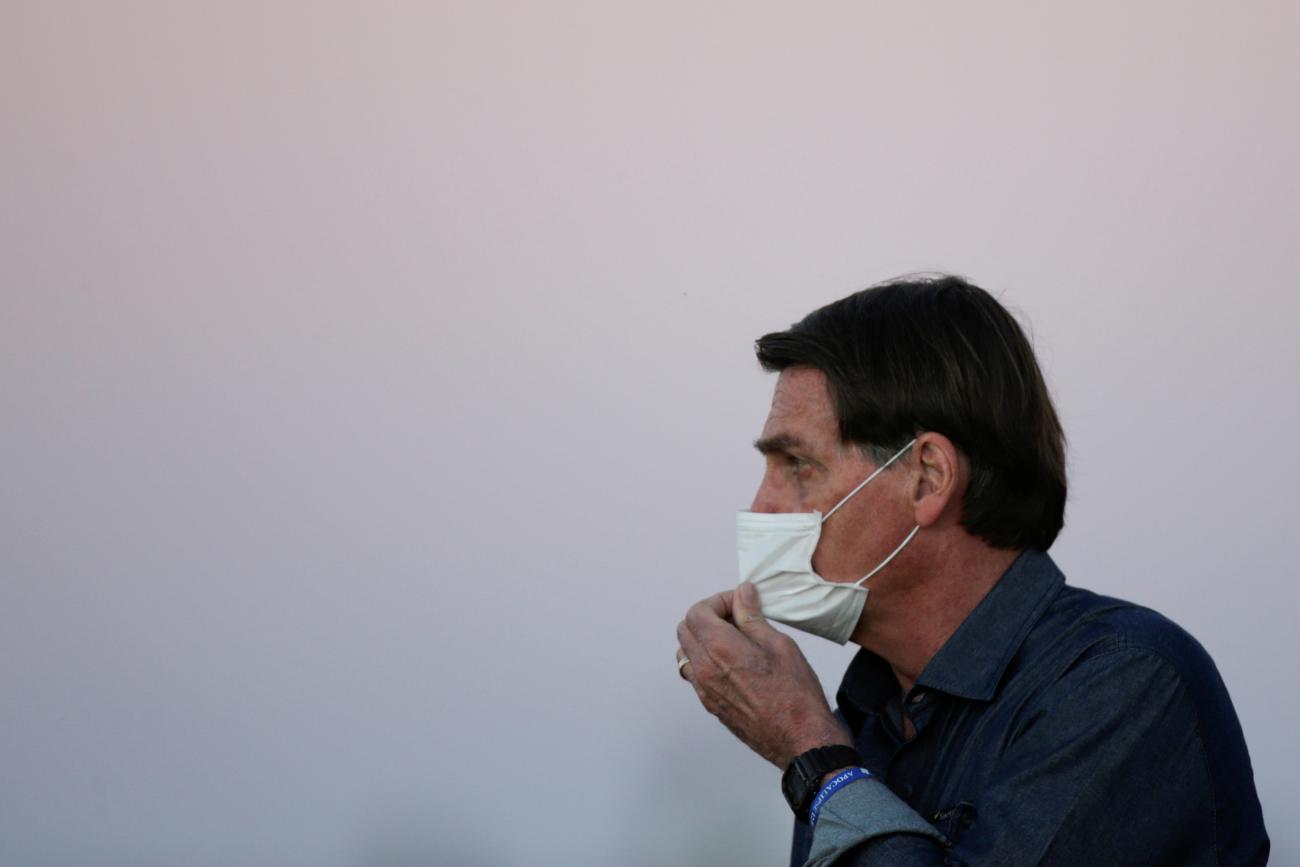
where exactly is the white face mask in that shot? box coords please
[737,439,920,645]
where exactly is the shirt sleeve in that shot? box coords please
[803,777,946,865]
[802,646,1217,866]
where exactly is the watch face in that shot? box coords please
[781,764,807,809]
[783,746,863,817]
[782,758,818,814]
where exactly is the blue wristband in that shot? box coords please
[808,766,872,829]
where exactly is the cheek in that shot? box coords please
[812,501,902,580]
[810,523,854,579]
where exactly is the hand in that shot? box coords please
[676,582,851,769]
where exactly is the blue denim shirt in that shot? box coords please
[790,549,1269,866]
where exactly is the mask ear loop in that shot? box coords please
[854,524,920,586]
[821,438,918,523]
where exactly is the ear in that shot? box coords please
[909,432,965,529]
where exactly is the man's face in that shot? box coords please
[750,366,915,584]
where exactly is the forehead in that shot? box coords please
[761,367,840,448]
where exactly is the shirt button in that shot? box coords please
[910,691,927,704]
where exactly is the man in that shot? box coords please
[675,275,1268,865]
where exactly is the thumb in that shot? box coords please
[734,581,776,638]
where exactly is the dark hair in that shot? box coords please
[755,274,1066,550]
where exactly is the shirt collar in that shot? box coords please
[837,548,1066,720]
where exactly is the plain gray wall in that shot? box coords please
[3,2,1297,864]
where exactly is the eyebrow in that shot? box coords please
[753,433,807,456]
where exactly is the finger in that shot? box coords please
[683,591,749,650]
[677,623,725,706]
[732,581,779,642]
[677,619,734,691]
[713,590,736,622]
[693,591,733,622]
[677,620,707,672]
[675,648,692,681]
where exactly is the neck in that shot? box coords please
[852,537,1020,696]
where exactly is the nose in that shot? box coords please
[749,469,791,513]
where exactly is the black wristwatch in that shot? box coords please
[781,745,864,822]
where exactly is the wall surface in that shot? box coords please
[3,2,1297,865]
